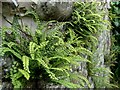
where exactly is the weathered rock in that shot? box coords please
[36,1,73,21]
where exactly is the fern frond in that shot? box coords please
[46,69,58,80]
[18,69,30,80]
[50,68,69,77]
[69,28,76,41]
[48,56,70,63]
[88,35,98,47]
[52,36,64,45]
[29,42,37,59]
[68,55,91,63]
[22,56,30,73]
[2,42,18,49]
[70,73,91,88]
[11,72,23,80]
[36,58,49,69]
[2,47,21,59]
[85,24,97,33]
[75,47,93,56]
[56,80,82,88]
[38,41,49,49]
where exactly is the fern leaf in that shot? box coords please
[11,72,23,80]
[50,68,69,77]
[86,24,97,33]
[29,42,36,59]
[68,55,91,63]
[65,44,77,52]
[2,47,21,59]
[70,73,91,88]
[50,68,64,72]
[78,75,91,88]
[88,35,98,48]
[46,69,58,80]
[12,80,22,88]
[36,58,49,69]
[18,69,30,80]
[69,28,76,41]
[22,56,30,73]
[36,29,42,36]
[48,56,70,63]
[76,47,93,56]
[52,36,64,45]
[2,42,17,48]
[39,41,48,49]
[86,14,102,20]
[56,80,82,88]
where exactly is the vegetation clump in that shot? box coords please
[0,1,116,88]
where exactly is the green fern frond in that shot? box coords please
[38,41,49,49]
[46,69,58,80]
[85,24,97,33]
[22,56,30,73]
[92,67,112,74]
[50,68,64,72]
[69,28,76,41]
[88,35,98,48]
[36,58,49,69]
[29,42,37,59]
[76,47,93,56]
[1,27,13,40]
[48,56,70,63]
[68,55,91,63]
[2,42,18,49]
[11,72,23,80]
[52,36,64,45]
[18,69,30,80]
[2,47,21,59]
[12,80,22,88]
[50,68,69,77]
[56,80,82,88]
[70,73,91,88]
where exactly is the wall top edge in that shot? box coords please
[0,0,118,2]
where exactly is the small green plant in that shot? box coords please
[1,1,115,88]
[70,1,114,88]
[1,9,92,88]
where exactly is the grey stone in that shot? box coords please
[36,1,73,21]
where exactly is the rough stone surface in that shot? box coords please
[36,1,73,21]
[90,5,111,87]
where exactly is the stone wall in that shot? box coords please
[0,0,111,89]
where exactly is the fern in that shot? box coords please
[70,1,114,88]
[69,73,91,88]
[18,69,30,80]
[2,47,22,59]
[10,72,23,88]
[36,58,49,69]
[22,56,30,73]
[56,80,82,88]
[45,69,58,80]
[29,42,37,59]
[1,1,114,88]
